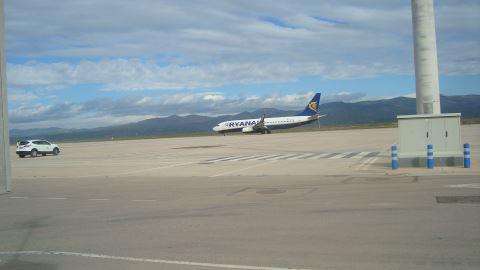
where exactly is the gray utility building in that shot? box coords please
[398,113,462,166]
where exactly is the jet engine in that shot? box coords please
[242,126,255,133]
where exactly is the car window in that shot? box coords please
[42,141,51,145]
[32,141,41,145]
[19,141,29,145]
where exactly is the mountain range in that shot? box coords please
[10,95,480,142]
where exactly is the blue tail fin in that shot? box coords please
[296,93,321,116]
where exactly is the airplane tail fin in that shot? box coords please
[296,93,321,116]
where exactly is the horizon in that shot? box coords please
[9,93,478,131]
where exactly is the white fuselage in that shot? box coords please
[213,115,317,133]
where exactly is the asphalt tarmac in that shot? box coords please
[1,125,479,269]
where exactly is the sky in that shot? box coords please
[5,0,480,129]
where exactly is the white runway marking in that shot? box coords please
[363,157,378,171]
[47,197,67,200]
[445,183,480,189]
[311,153,332,159]
[88,198,110,201]
[9,196,28,199]
[132,199,157,202]
[330,152,353,159]
[204,151,380,163]
[356,157,378,171]
[351,152,371,159]
[234,155,265,161]
[252,154,280,161]
[269,154,299,160]
[211,160,278,178]
[288,153,316,160]
[0,251,313,270]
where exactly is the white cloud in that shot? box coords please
[5,0,479,91]
[7,60,329,90]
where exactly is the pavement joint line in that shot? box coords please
[0,251,314,270]
[88,198,110,201]
[132,199,157,202]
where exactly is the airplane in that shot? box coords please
[212,93,325,135]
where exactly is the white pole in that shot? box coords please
[0,0,11,193]
[411,0,441,115]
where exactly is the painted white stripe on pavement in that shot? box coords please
[288,153,316,160]
[355,157,375,171]
[311,153,332,159]
[249,155,279,161]
[272,154,302,160]
[351,152,372,159]
[215,155,251,162]
[362,157,378,171]
[235,155,266,161]
[0,251,313,270]
[47,197,67,200]
[88,198,110,201]
[9,196,28,199]
[445,183,480,189]
[330,152,353,159]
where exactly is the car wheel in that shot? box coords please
[31,149,38,157]
[53,148,59,155]
[42,153,47,156]
[19,155,25,158]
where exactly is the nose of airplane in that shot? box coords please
[212,126,219,132]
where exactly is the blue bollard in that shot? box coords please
[391,146,398,170]
[427,144,434,169]
[464,143,471,168]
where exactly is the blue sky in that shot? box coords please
[5,0,480,129]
